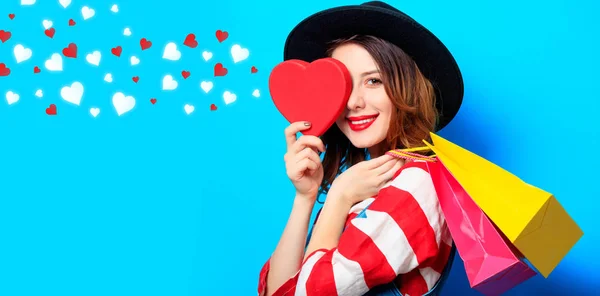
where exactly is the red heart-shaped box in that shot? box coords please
[269,58,352,136]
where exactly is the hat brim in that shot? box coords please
[283,4,464,131]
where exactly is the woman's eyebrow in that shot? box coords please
[360,70,380,77]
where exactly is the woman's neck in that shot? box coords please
[367,143,386,159]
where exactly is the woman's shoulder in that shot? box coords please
[387,160,435,190]
[380,159,450,245]
[380,159,443,217]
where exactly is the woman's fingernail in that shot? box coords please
[304,122,311,126]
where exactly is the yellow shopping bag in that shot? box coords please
[421,132,583,278]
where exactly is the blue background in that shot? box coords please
[0,0,598,295]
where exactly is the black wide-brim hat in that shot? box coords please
[283,1,464,131]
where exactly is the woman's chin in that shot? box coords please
[338,123,388,150]
[348,135,386,150]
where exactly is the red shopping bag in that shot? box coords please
[425,159,538,296]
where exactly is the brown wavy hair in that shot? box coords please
[317,34,439,202]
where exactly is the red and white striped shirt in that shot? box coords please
[258,160,453,296]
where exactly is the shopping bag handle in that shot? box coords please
[385,145,437,162]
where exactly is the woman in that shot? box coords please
[259,1,464,295]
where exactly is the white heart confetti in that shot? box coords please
[44,53,63,71]
[6,91,19,105]
[35,89,43,98]
[60,81,84,105]
[90,107,100,117]
[202,51,213,61]
[112,92,135,116]
[200,81,213,93]
[81,6,95,20]
[43,20,53,29]
[184,104,195,115]
[130,56,140,66]
[223,91,237,105]
[104,73,113,83]
[86,50,101,66]
[252,89,260,98]
[14,44,32,63]
[162,75,178,90]
[162,42,181,61]
[21,0,35,5]
[231,44,249,63]
[123,28,131,36]
[110,4,118,13]
[59,0,71,8]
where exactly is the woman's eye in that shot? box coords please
[367,78,382,85]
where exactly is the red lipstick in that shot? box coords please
[347,114,378,131]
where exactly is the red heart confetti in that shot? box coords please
[62,43,77,58]
[214,63,228,76]
[8,14,15,20]
[0,30,11,43]
[216,30,228,43]
[111,46,122,57]
[45,28,55,39]
[183,33,198,48]
[140,38,152,50]
[0,25,260,117]
[0,63,10,76]
[46,104,57,115]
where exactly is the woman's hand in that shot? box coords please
[329,154,404,207]
[284,121,326,201]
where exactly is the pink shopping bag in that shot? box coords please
[425,160,538,296]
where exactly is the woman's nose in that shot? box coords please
[346,87,365,110]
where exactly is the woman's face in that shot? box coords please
[331,43,394,150]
